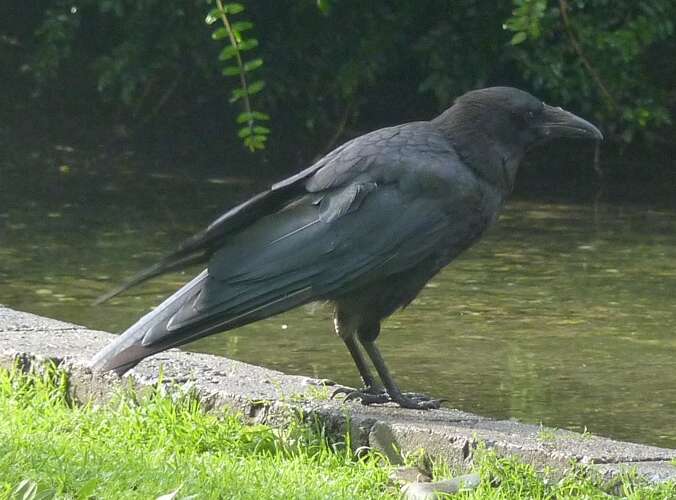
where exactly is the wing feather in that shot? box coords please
[91,120,478,375]
[164,184,450,333]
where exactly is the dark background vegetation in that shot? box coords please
[1,0,675,193]
[2,3,676,449]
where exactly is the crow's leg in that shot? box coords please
[331,335,390,402]
[331,312,388,401]
[342,335,378,389]
[360,340,441,410]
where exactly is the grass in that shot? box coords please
[537,424,558,443]
[0,365,390,499]
[0,364,675,499]
[430,452,676,499]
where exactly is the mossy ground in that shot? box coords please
[0,365,674,499]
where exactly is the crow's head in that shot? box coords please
[456,86,602,147]
[434,86,603,192]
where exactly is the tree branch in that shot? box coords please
[216,0,253,131]
[558,0,616,109]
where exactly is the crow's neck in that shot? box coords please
[432,109,522,197]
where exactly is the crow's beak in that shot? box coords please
[537,104,603,141]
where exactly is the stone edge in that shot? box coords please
[1,305,675,485]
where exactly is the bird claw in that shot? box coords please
[331,385,389,404]
[330,386,354,400]
[397,397,443,410]
[347,391,391,404]
[402,392,447,404]
[330,385,386,400]
[332,387,442,410]
[402,392,431,400]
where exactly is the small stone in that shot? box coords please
[302,377,336,387]
[401,473,481,499]
[369,422,404,465]
[389,466,431,485]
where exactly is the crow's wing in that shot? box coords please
[95,122,457,304]
[93,175,307,304]
[91,122,481,373]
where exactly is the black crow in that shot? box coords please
[91,87,602,409]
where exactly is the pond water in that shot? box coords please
[1,158,676,448]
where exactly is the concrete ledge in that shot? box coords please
[2,305,675,483]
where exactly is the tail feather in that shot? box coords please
[90,270,208,374]
[93,252,208,305]
[89,270,316,375]
[93,183,310,306]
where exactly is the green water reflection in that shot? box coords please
[1,166,675,448]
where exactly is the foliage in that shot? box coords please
[29,5,81,84]
[431,444,676,499]
[0,365,392,499]
[2,366,676,499]
[413,1,514,107]
[9,0,676,156]
[26,1,216,121]
[505,0,675,143]
[206,1,270,151]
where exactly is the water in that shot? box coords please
[1,159,676,448]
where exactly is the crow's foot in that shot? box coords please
[402,392,443,403]
[393,394,443,410]
[330,385,385,400]
[332,387,443,409]
[346,390,392,405]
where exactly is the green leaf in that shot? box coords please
[232,21,253,32]
[12,480,38,500]
[251,111,270,121]
[243,58,263,72]
[219,45,238,61]
[248,80,265,95]
[77,478,99,498]
[223,3,245,14]
[222,65,241,76]
[253,126,270,134]
[205,8,222,25]
[245,134,267,151]
[238,126,253,138]
[238,39,259,51]
[511,32,528,45]
[229,88,247,102]
[317,0,332,15]
[237,111,270,124]
[237,112,254,124]
[212,27,229,40]
[35,488,58,500]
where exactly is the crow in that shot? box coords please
[91,87,602,409]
